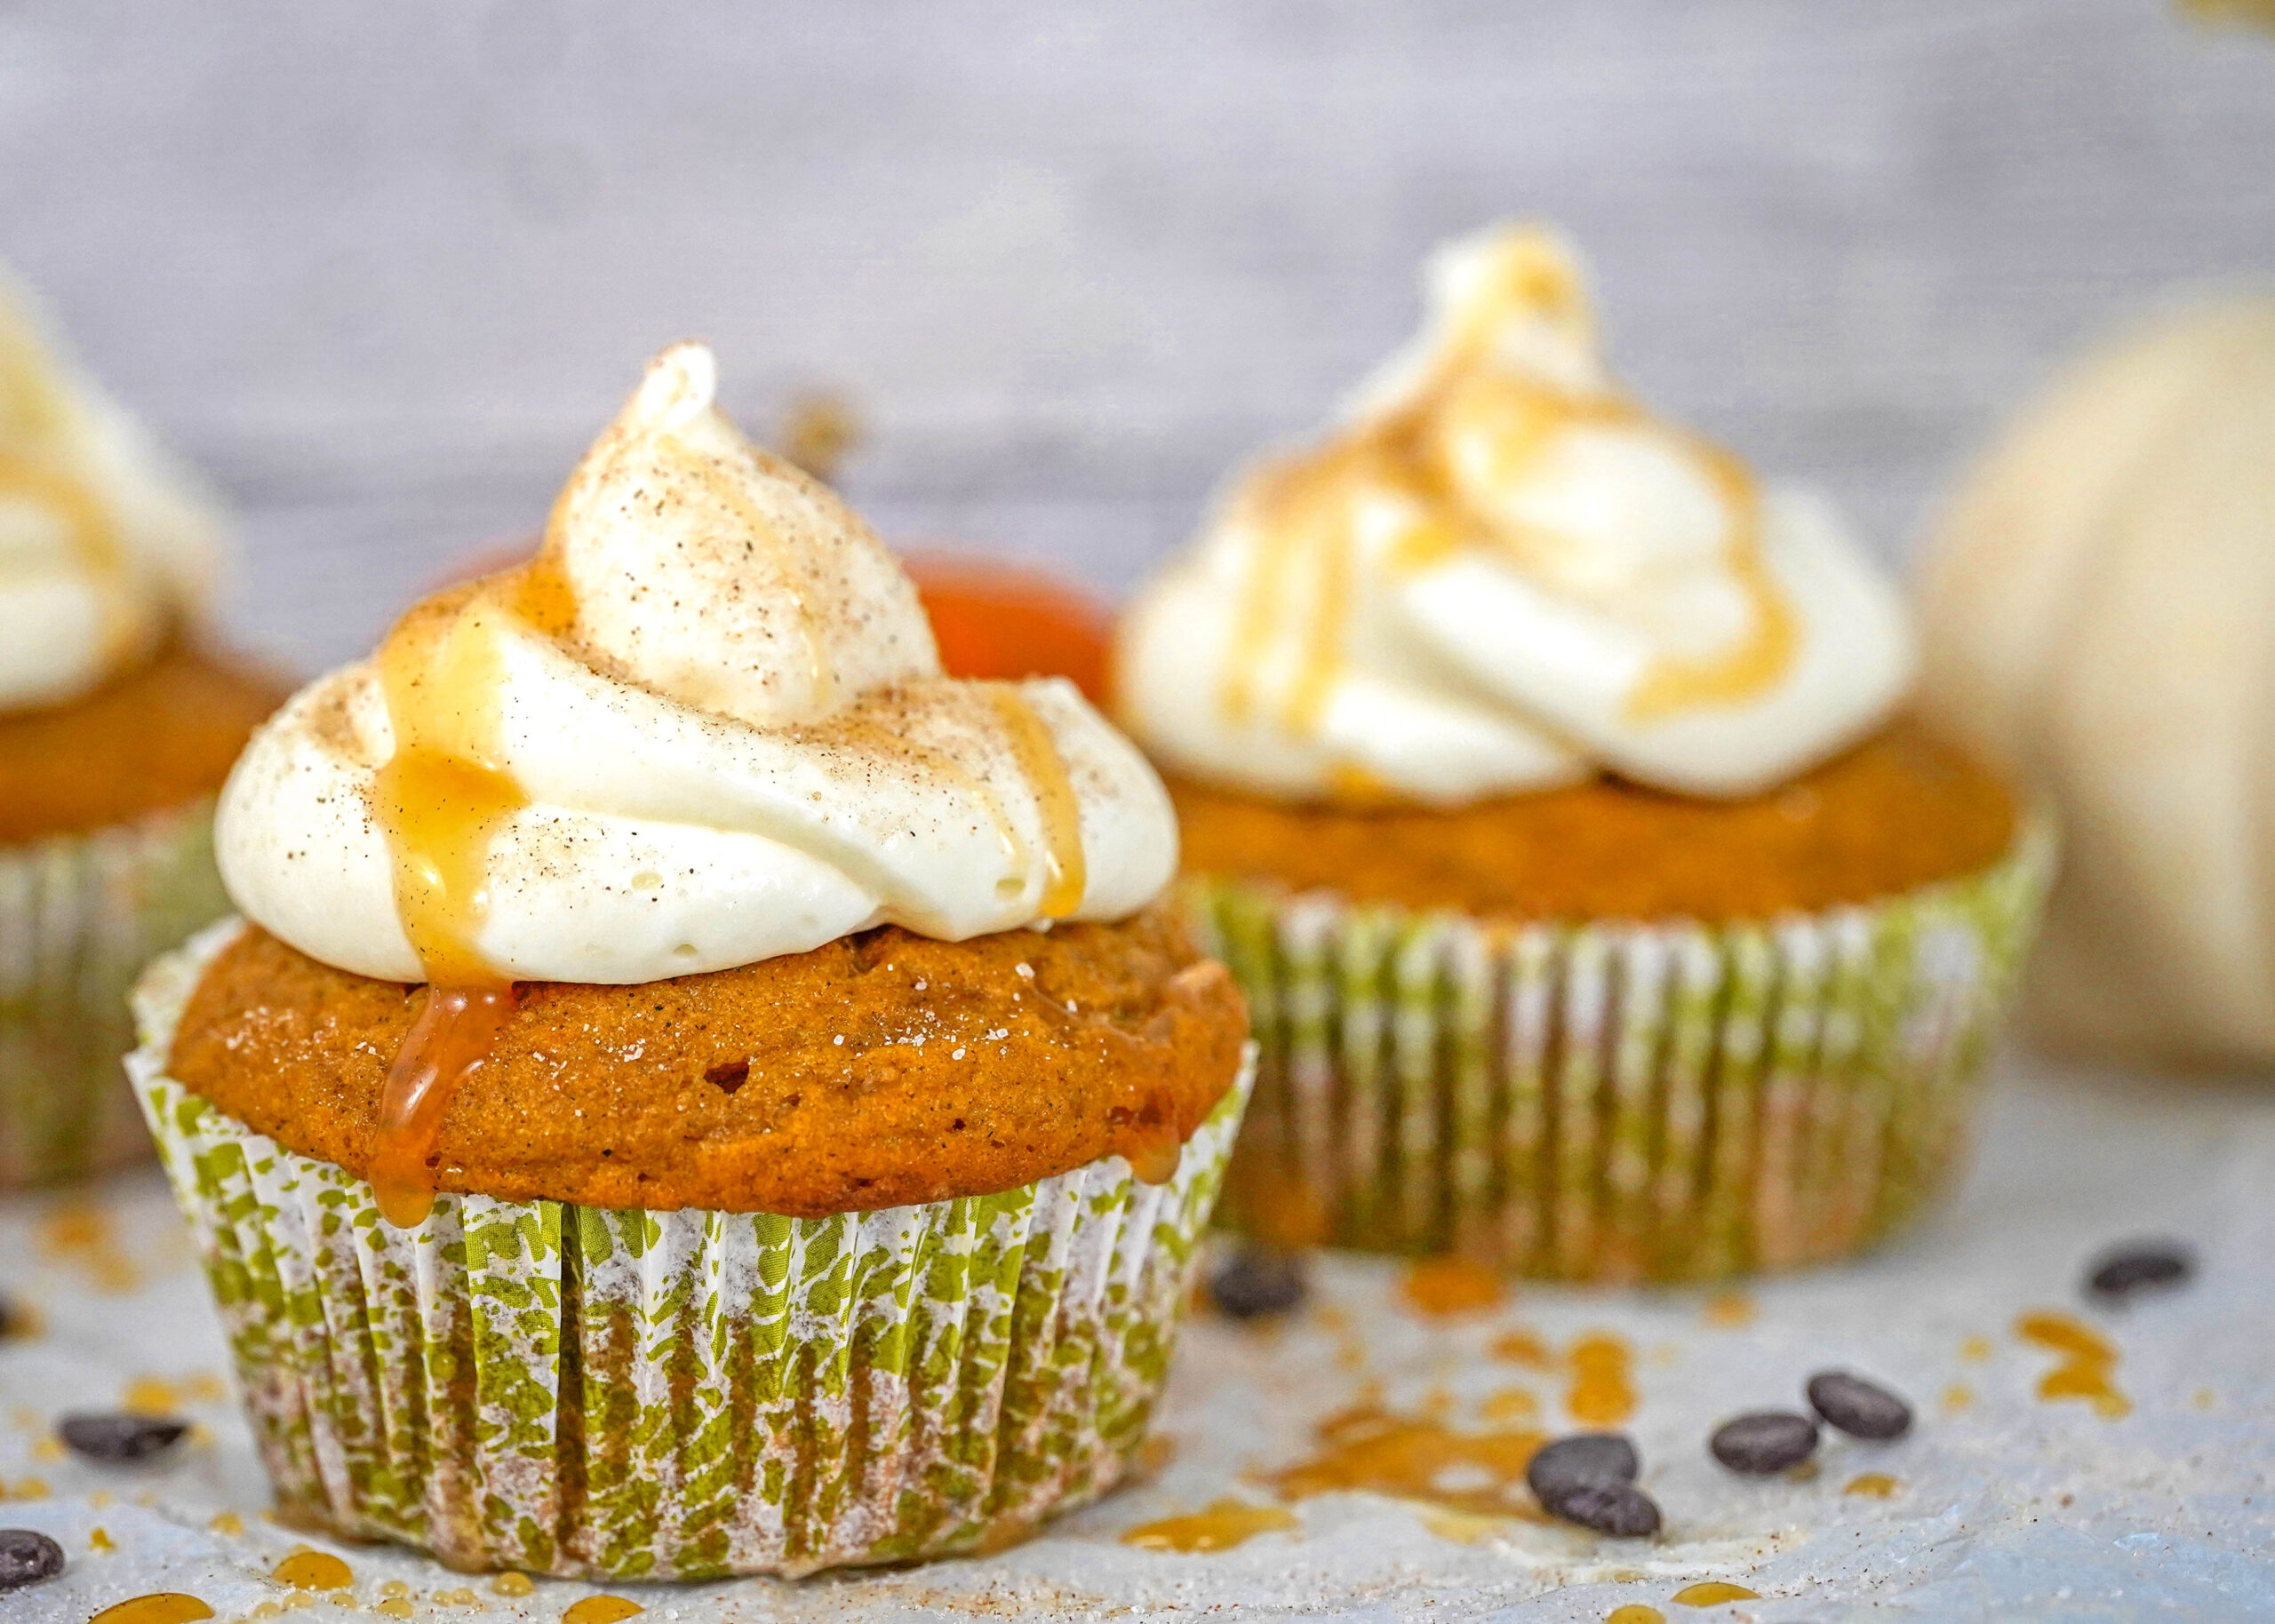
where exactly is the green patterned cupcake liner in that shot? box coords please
[0,799,228,1190]
[129,920,1255,1580]
[1197,818,2055,1283]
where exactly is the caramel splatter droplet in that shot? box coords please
[87,1597,216,1624]
[1567,1331,1638,1427]
[1400,1255,1505,1317]
[492,1570,536,1596]
[1608,1607,1666,1624]
[207,1511,244,1538]
[121,1378,182,1415]
[1942,1383,1974,1413]
[271,1551,353,1590]
[563,1598,644,1624]
[1121,1498,1298,1553]
[1481,1387,1540,1422]
[1489,1327,1556,1368]
[1701,1291,1754,1327]
[2016,1310,2130,1420]
[1959,1333,1994,1362]
[89,1525,116,1551]
[1670,1581,1761,1606]
[373,1603,414,1621]
[1844,1472,1901,1498]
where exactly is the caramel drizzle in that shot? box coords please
[664,436,838,713]
[367,571,539,1228]
[1216,230,1796,751]
[986,685,1088,919]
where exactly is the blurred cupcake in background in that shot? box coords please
[1114,223,2052,1281]
[132,344,1249,1577]
[0,267,285,1188]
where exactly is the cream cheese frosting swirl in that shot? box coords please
[216,343,1177,986]
[1115,224,1914,804]
[0,267,220,711]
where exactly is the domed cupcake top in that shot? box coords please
[218,343,1177,990]
[1116,224,1913,804]
[0,268,220,711]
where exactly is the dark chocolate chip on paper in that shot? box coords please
[1710,1410,1819,1475]
[0,1528,63,1590]
[1807,1371,1912,1440]
[1206,1245,1307,1320]
[2087,1242,2194,1302]
[59,1413,190,1463]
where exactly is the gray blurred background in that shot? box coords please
[4,0,2271,674]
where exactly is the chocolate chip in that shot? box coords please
[1534,1478,1661,1538]
[1526,1433,1640,1504]
[2087,1242,2194,1302]
[59,1413,190,1463]
[704,1058,749,1095]
[1807,1371,1912,1440]
[0,1528,64,1589]
[1204,1245,1306,1320]
[1709,1411,1818,1475]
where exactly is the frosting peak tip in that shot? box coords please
[622,342,720,436]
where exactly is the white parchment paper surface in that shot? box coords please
[2,1053,2270,1624]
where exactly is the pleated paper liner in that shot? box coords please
[0,800,228,1189]
[1199,817,2055,1283]
[130,920,1256,1580]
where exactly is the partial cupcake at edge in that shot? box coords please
[128,343,1252,1578]
[0,266,285,1188]
[1114,223,2053,1283]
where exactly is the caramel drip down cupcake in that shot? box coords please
[1115,224,2049,1281]
[133,344,1250,1578]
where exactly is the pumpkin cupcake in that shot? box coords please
[0,268,284,1188]
[131,344,1250,1578]
[1114,225,2049,1281]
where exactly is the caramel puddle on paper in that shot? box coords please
[1266,1401,1550,1524]
[1670,1581,1761,1606]
[270,1550,352,1590]
[87,1599,215,1624]
[1400,1255,1505,1317]
[2016,1310,2130,1419]
[562,1599,644,1624]
[1607,1607,1665,1624]
[1121,1499,1297,1554]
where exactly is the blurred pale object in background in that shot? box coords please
[1920,294,2275,1066]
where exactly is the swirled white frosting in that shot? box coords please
[1115,225,1913,803]
[217,344,1177,984]
[0,268,220,710]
